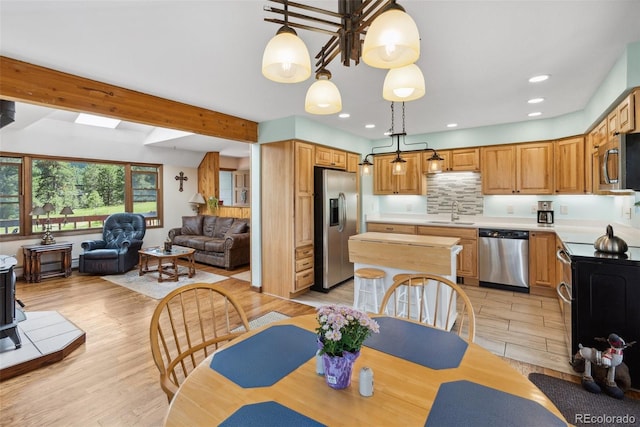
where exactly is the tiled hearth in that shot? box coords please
[0,311,85,380]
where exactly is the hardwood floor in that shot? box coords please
[1,266,635,426]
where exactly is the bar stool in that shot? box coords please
[391,273,425,318]
[353,268,386,313]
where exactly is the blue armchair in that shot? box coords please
[79,213,146,275]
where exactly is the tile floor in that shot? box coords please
[295,279,575,375]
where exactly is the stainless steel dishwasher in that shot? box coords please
[478,229,529,293]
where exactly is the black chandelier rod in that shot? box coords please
[267,0,345,19]
[263,8,341,30]
[264,18,338,37]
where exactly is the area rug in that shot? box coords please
[231,270,251,282]
[233,311,290,332]
[528,373,640,426]
[101,268,227,300]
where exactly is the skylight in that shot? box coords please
[75,113,121,129]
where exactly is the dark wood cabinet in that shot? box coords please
[22,242,73,283]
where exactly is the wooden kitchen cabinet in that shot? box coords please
[480,145,515,193]
[608,92,636,140]
[373,152,424,195]
[529,231,556,296]
[315,145,346,169]
[366,222,417,234]
[481,142,553,195]
[554,135,585,194]
[261,140,314,298]
[428,148,480,172]
[417,225,478,282]
[587,119,608,194]
[346,152,360,173]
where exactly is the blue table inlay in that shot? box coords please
[210,324,317,388]
[220,401,326,427]
[363,316,468,369]
[425,380,566,427]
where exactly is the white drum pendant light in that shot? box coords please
[305,69,342,115]
[362,2,420,69]
[262,26,311,83]
[383,63,425,101]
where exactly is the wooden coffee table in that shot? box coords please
[138,246,196,283]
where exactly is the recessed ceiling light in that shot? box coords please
[528,98,545,104]
[446,123,458,128]
[528,112,542,117]
[338,113,350,118]
[365,124,375,129]
[75,113,121,129]
[528,74,550,83]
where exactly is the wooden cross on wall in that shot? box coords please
[175,171,188,192]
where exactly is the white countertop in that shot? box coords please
[365,214,640,248]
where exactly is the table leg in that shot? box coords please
[63,248,72,277]
[158,258,165,283]
[187,254,195,278]
[172,258,179,282]
[139,253,146,276]
[23,249,31,283]
[34,253,42,283]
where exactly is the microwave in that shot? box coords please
[598,132,640,191]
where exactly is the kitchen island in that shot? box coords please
[348,232,462,328]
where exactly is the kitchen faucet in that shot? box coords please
[451,201,460,222]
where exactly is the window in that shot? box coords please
[219,171,233,206]
[0,154,162,238]
[0,157,22,236]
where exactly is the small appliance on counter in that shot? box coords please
[536,200,554,225]
[594,224,628,255]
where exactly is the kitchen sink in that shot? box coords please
[427,221,475,225]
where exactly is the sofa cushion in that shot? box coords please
[181,216,203,235]
[204,239,226,252]
[226,219,248,235]
[173,235,210,251]
[202,215,217,237]
[213,217,235,238]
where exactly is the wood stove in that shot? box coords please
[0,256,22,349]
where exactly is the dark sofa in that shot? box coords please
[168,215,250,270]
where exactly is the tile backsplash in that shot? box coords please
[426,172,483,215]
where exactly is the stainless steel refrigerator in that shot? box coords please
[312,167,357,292]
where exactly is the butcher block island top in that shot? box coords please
[348,232,461,276]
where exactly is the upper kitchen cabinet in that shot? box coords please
[586,119,608,194]
[608,92,636,140]
[315,145,346,170]
[426,148,480,172]
[346,152,360,173]
[554,136,585,194]
[480,145,515,193]
[481,142,554,194]
[518,142,554,194]
[373,152,424,195]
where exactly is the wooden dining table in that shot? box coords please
[164,314,568,426]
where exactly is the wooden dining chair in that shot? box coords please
[379,273,476,342]
[149,283,251,401]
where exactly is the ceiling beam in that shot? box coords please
[0,56,258,143]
